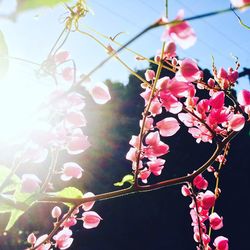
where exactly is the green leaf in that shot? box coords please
[1,188,39,230]
[0,165,21,193]
[5,209,24,231]
[0,194,16,213]
[16,0,73,12]
[54,187,83,208]
[114,174,134,187]
[0,31,9,79]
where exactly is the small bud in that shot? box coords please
[51,206,62,219]
[171,57,178,66]
[145,69,155,81]
[207,78,215,88]
[27,233,36,245]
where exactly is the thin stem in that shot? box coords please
[41,149,59,193]
[30,205,78,250]
[115,56,150,88]
[191,187,204,249]
[133,42,166,187]
[70,22,159,91]
[81,24,175,73]
[208,142,230,237]
[47,27,68,57]
[76,29,151,88]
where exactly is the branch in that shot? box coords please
[38,131,239,206]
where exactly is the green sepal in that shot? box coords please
[114,174,134,187]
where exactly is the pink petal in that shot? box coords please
[145,69,155,81]
[88,82,111,104]
[209,212,223,230]
[209,91,225,109]
[200,190,216,210]
[65,111,86,128]
[21,174,41,193]
[66,130,90,155]
[82,211,102,229]
[213,236,229,250]
[193,174,208,190]
[156,117,180,137]
[61,162,83,181]
[163,10,196,49]
[238,89,250,106]
[176,58,201,82]
[62,67,74,81]
[228,114,245,131]
[82,192,95,211]
[55,51,70,63]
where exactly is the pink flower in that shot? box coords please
[238,89,250,115]
[66,128,90,155]
[156,117,180,137]
[157,76,189,98]
[19,143,48,163]
[34,234,51,250]
[126,147,138,162]
[193,174,208,190]
[140,117,154,131]
[200,190,216,210]
[61,162,83,181]
[147,158,165,176]
[138,168,151,183]
[209,212,223,230]
[163,41,176,58]
[65,111,86,128]
[81,211,102,229]
[55,51,70,63]
[162,9,196,49]
[87,82,111,104]
[144,131,169,158]
[21,174,41,193]
[228,114,245,131]
[231,0,250,8]
[176,58,202,82]
[82,192,95,211]
[213,236,229,250]
[160,92,183,114]
[145,69,155,81]
[238,89,250,106]
[188,126,213,143]
[155,41,176,60]
[178,112,197,127]
[62,216,77,228]
[62,67,74,82]
[181,185,191,196]
[209,91,225,110]
[216,67,239,89]
[53,228,73,250]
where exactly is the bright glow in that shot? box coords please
[0,62,53,144]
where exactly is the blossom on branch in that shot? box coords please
[162,9,197,49]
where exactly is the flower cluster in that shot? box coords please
[26,192,102,249]
[182,174,228,250]
[126,36,247,184]
[16,51,111,193]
